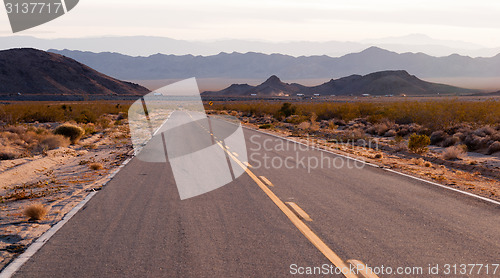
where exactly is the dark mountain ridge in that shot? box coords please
[203,71,478,96]
[0,48,149,97]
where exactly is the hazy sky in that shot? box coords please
[1,0,500,46]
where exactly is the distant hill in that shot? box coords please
[49,47,500,82]
[0,48,149,98]
[203,71,477,96]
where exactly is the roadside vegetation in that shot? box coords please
[0,102,131,161]
[210,99,500,155]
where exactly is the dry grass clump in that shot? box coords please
[442,146,466,160]
[89,162,104,170]
[54,124,85,144]
[0,151,18,160]
[297,121,311,130]
[23,203,48,220]
[39,135,70,150]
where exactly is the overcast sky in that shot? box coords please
[1,0,500,47]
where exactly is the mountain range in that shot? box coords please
[48,47,500,83]
[0,48,149,99]
[2,35,500,57]
[203,71,477,97]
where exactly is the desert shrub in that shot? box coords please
[442,136,460,147]
[442,146,465,160]
[488,141,500,154]
[97,117,112,129]
[384,129,397,137]
[490,132,500,142]
[54,124,85,144]
[430,130,448,145]
[74,109,98,124]
[82,123,97,136]
[39,135,70,150]
[285,115,308,124]
[89,162,104,170]
[408,133,430,154]
[328,121,338,130]
[463,134,489,151]
[474,126,495,137]
[278,102,296,118]
[258,124,272,129]
[396,127,410,137]
[23,203,48,220]
[297,121,311,130]
[5,126,25,134]
[0,151,17,160]
[374,122,391,136]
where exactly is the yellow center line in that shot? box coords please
[286,202,312,222]
[259,176,274,187]
[187,111,358,278]
[217,141,358,278]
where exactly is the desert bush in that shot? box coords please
[297,121,311,130]
[464,134,489,151]
[5,125,25,134]
[374,122,391,136]
[54,124,85,144]
[408,133,430,154]
[258,124,273,129]
[442,136,460,147]
[328,121,338,130]
[442,146,465,160]
[285,115,308,124]
[39,135,70,150]
[430,130,447,145]
[384,129,397,137]
[474,126,495,137]
[490,132,500,142]
[23,203,48,220]
[0,151,17,160]
[488,141,500,154]
[278,102,297,118]
[89,162,104,170]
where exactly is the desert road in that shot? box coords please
[6,111,500,277]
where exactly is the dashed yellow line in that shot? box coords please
[188,111,359,278]
[259,176,274,187]
[286,202,312,222]
[217,141,358,278]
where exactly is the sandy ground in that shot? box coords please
[0,128,133,270]
[244,123,500,202]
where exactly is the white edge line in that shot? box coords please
[244,126,500,207]
[0,152,135,278]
